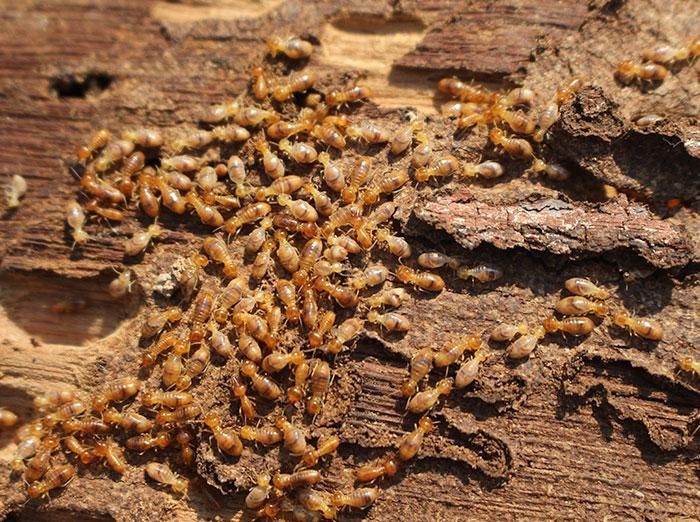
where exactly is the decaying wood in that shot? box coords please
[1,0,699,521]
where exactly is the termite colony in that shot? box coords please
[5,34,680,520]
[615,37,700,86]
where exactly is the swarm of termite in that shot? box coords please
[6,33,674,520]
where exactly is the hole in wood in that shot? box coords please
[49,72,113,99]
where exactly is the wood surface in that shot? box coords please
[0,0,699,521]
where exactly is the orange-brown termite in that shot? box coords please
[93,440,128,474]
[126,431,172,452]
[356,458,399,483]
[612,310,663,341]
[28,463,76,498]
[92,377,141,412]
[240,424,283,445]
[203,237,238,278]
[331,487,380,509]
[203,412,243,457]
[407,378,453,414]
[564,277,609,300]
[145,462,188,494]
[78,128,111,163]
[398,416,434,461]
[267,36,313,59]
[396,266,445,292]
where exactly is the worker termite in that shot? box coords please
[678,356,700,378]
[93,440,128,474]
[361,169,409,205]
[350,265,389,290]
[240,424,283,445]
[313,277,359,308]
[208,325,234,359]
[375,229,412,259]
[0,408,18,428]
[241,361,283,400]
[203,237,238,278]
[145,462,188,494]
[124,223,163,256]
[27,463,76,498]
[176,344,211,389]
[564,277,609,300]
[346,122,391,145]
[354,201,395,248]
[189,290,214,343]
[61,417,111,434]
[506,326,546,359]
[320,203,364,238]
[173,428,194,466]
[142,307,182,338]
[407,378,453,413]
[533,102,559,142]
[5,174,27,209]
[274,469,321,490]
[246,473,273,509]
[63,435,94,464]
[455,351,488,388]
[224,202,272,234]
[555,296,608,317]
[399,416,433,461]
[252,136,285,179]
[322,318,363,354]
[122,128,163,148]
[34,390,77,412]
[93,139,134,172]
[296,488,336,519]
[268,35,313,59]
[331,487,379,509]
[185,191,224,227]
[81,171,124,205]
[356,458,399,482]
[307,360,331,415]
[326,86,371,106]
[108,268,135,299]
[434,335,481,367]
[417,252,459,270]
[366,310,411,332]
[612,310,663,341]
[311,123,346,150]
[203,412,243,457]
[457,264,503,283]
[256,175,304,201]
[161,155,201,173]
[142,331,177,367]
[155,403,202,425]
[92,377,141,411]
[272,72,317,102]
[276,417,307,455]
[162,351,184,388]
[366,287,409,310]
[78,128,111,163]
[103,408,153,433]
[438,78,493,103]
[318,152,345,193]
[490,322,528,342]
[489,128,533,158]
[461,160,505,179]
[25,436,59,482]
[396,265,445,292]
[42,400,86,426]
[278,138,318,164]
[142,390,193,409]
[84,198,125,221]
[616,61,668,84]
[531,159,571,181]
[300,434,340,467]
[278,194,319,222]
[126,431,172,452]
[66,200,89,245]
